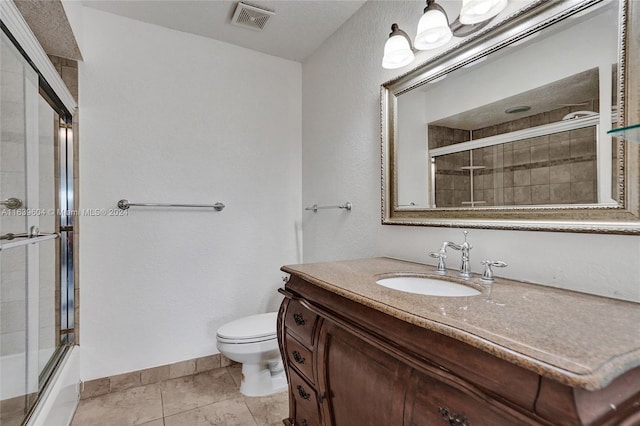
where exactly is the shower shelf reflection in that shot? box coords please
[608,123,640,144]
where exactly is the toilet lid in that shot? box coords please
[216,312,278,341]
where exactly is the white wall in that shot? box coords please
[78,7,302,381]
[397,90,429,207]
[302,1,640,302]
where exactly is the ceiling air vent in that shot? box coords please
[231,2,275,31]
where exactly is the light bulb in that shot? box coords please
[382,34,415,69]
[415,9,452,50]
[470,1,492,15]
[459,0,508,25]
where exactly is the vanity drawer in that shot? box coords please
[405,369,533,426]
[285,299,318,345]
[295,404,321,426]
[289,369,320,423]
[285,333,314,384]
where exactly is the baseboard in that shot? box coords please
[80,353,237,399]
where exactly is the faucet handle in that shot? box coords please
[462,230,472,249]
[480,260,507,283]
[429,251,447,275]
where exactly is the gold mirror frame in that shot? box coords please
[381,0,640,234]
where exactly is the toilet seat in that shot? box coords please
[216,335,276,344]
[216,312,277,344]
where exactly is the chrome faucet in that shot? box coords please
[445,230,473,278]
[428,241,450,275]
[480,260,507,283]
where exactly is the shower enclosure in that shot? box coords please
[0,27,75,425]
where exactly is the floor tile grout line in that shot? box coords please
[163,398,260,425]
[71,365,285,426]
[160,388,166,426]
[159,367,244,420]
[244,399,261,425]
[162,393,245,420]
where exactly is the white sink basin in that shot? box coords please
[376,276,481,297]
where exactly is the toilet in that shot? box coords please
[216,312,287,397]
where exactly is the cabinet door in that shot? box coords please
[404,369,537,426]
[318,322,407,426]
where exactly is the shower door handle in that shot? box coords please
[0,197,23,209]
[0,232,59,251]
[1,226,43,240]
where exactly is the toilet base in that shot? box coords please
[239,362,288,397]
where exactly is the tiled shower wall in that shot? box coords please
[430,102,599,207]
[472,128,597,206]
[429,125,471,207]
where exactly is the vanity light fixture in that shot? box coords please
[382,0,509,69]
[415,0,453,50]
[382,24,417,69]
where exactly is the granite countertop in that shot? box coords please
[281,257,640,391]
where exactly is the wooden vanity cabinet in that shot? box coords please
[278,296,324,426]
[278,275,640,426]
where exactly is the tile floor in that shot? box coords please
[71,365,288,426]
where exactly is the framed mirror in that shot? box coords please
[381,0,640,233]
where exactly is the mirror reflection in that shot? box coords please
[394,1,619,210]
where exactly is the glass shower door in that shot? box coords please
[1,30,35,425]
[1,30,66,425]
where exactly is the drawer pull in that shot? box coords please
[292,350,306,364]
[293,313,306,326]
[297,384,311,400]
[438,407,470,426]
[301,421,308,426]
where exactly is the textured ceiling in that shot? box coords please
[81,0,367,62]
[14,0,82,60]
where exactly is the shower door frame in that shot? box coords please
[1,8,77,423]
